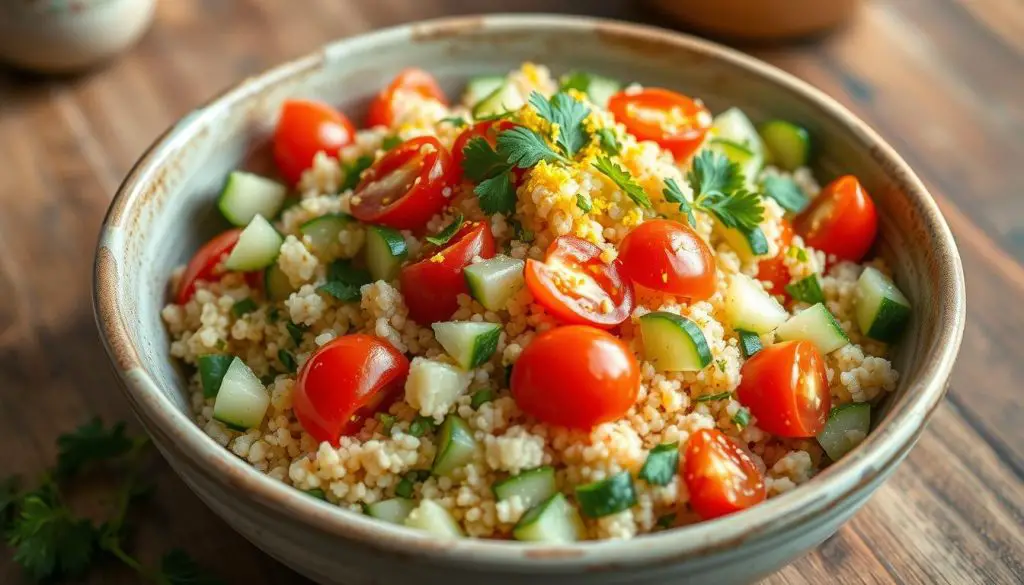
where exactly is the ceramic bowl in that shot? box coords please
[94,15,965,585]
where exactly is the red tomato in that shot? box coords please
[273,100,356,185]
[293,335,410,445]
[737,340,831,438]
[399,221,496,325]
[511,326,640,429]
[175,229,242,304]
[795,175,878,262]
[617,219,717,300]
[350,136,457,230]
[756,218,794,296]
[683,428,767,520]
[366,68,448,128]
[607,88,712,161]
[451,119,517,183]
[525,236,634,328]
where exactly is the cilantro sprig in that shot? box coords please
[528,91,590,158]
[663,150,765,232]
[592,156,652,209]
[425,213,465,246]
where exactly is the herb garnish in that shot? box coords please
[425,213,465,246]
[663,150,764,232]
[592,156,652,208]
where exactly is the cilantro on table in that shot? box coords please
[664,150,764,232]
[425,212,465,246]
[318,259,372,302]
[2,418,221,584]
[592,156,652,209]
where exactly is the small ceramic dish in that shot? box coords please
[94,15,965,585]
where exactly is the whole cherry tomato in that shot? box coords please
[795,175,878,262]
[366,68,448,128]
[607,88,712,161]
[511,325,640,429]
[756,218,794,296]
[736,340,831,438]
[175,229,242,304]
[350,136,457,230]
[399,221,495,324]
[617,219,717,300]
[525,236,634,328]
[273,100,356,185]
[683,428,767,520]
[451,119,518,183]
[293,334,410,445]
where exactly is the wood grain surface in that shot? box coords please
[1,0,1021,583]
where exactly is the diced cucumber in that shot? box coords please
[559,71,622,108]
[708,138,762,188]
[737,330,763,358]
[719,222,770,261]
[365,225,408,282]
[712,107,765,158]
[366,498,416,525]
[492,466,557,509]
[404,499,463,538]
[404,358,471,419]
[463,255,525,311]
[212,357,269,430]
[855,267,911,342]
[465,75,505,107]
[512,493,585,543]
[431,415,476,477]
[775,302,850,354]
[299,213,353,257]
[639,312,711,372]
[198,354,234,399]
[575,471,636,518]
[472,81,525,118]
[724,274,789,334]
[224,214,283,271]
[785,274,825,304]
[264,262,294,302]
[817,403,871,460]
[637,443,679,486]
[431,321,501,369]
[217,171,288,227]
[758,120,811,171]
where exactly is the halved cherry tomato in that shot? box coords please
[399,221,495,325]
[736,340,831,438]
[366,68,448,128]
[451,119,518,183]
[175,229,242,304]
[683,428,767,520]
[511,325,640,429]
[273,100,356,185]
[607,88,712,161]
[350,136,457,230]
[617,219,717,300]
[525,236,634,328]
[795,175,878,262]
[756,218,794,295]
[293,334,410,446]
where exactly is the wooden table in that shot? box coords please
[1,1,1021,583]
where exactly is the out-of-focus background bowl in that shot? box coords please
[94,14,964,585]
[647,0,860,40]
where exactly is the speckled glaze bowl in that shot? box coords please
[94,15,965,585]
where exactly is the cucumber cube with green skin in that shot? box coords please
[512,493,586,543]
[218,171,287,227]
[224,214,283,271]
[404,499,463,537]
[365,225,408,282]
[758,120,811,171]
[775,303,850,354]
[817,403,871,460]
[639,312,711,372]
[212,357,269,430]
[432,321,502,370]
[855,267,912,342]
[492,467,556,509]
[464,75,505,107]
[575,471,637,518]
[198,354,234,398]
[366,498,416,525]
[299,213,353,258]
[472,81,525,118]
[724,274,789,334]
[264,262,294,302]
[464,255,526,311]
[431,415,476,477]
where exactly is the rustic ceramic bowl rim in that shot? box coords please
[94,14,965,569]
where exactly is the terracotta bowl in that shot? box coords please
[94,15,965,585]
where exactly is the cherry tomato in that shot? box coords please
[756,218,794,296]
[451,119,518,183]
[683,428,767,520]
[737,340,831,438]
[367,68,448,128]
[525,236,634,328]
[293,334,410,445]
[273,100,356,185]
[400,221,496,325]
[607,88,712,161]
[350,136,457,230]
[617,219,717,300]
[511,326,640,429]
[795,175,878,262]
[175,229,242,304]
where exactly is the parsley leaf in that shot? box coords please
[700,189,764,231]
[286,321,307,346]
[528,91,591,157]
[230,298,257,318]
[470,389,495,409]
[317,280,361,302]
[56,418,134,479]
[592,156,652,208]
[408,415,437,437]
[278,350,298,374]
[474,173,517,215]
[318,260,372,302]
[638,443,679,486]
[340,155,373,192]
[686,149,745,197]
[8,495,97,580]
[663,178,696,226]
[695,391,733,402]
[461,136,511,182]
[158,549,225,585]
[425,213,464,246]
[762,175,809,213]
[683,150,764,232]
[597,128,620,155]
[576,193,593,212]
[496,126,567,168]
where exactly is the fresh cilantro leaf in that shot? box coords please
[529,91,591,157]
[408,415,437,438]
[381,135,403,151]
[461,136,510,182]
[230,298,257,318]
[317,280,361,302]
[8,495,97,580]
[340,155,373,192]
[327,260,372,287]
[278,350,297,374]
[496,126,567,168]
[286,321,307,346]
[425,213,465,246]
[732,407,751,428]
[576,193,593,212]
[638,443,679,486]
[762,175,809,213]
[470,389,495,409]
[440,116,467,127]
[158,549,224,585]
[686,150,745,198]
[683,150,765,232]
[695,391,732,402]
[56,418,133,478]
[474,173,517,215]
[700,189,764,231]
[592,156,652,208]
[662,178,696,226]
[597,128,620,155]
